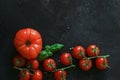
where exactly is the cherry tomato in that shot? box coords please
[54,70,67,80]
[27,59,39,69]
[79,59,92,71]
[31,70,43,80]
[72,46,85,59]
[13,55,26,67]
[60,53,72,66]
[95,57,108,70]
[87,45,100,57]
[43,58,56,72]
[19,70,30,80]
[14,28,42,60]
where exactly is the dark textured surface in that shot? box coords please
[0,0,120,80]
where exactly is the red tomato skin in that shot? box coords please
[43,58,56,72]
[95,57,108,70]
[72,46,85,59]
[13,55,26,67]
[28,59,39,69]
[14,28,42,60]
[31,70,43,80]
[79,59,92,71]
[20,70,30,80]
[54,70,67,80]
[60,53,72,66]
[87,45,100,57]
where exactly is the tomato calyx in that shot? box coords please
[92,48,97,53]
[61,70,66,80]
[26,40,31,46]
[68,56,72,65]
[79,51,86,58]
[26,64,32,69]
[16,59,22,66]
[83,60,89,67]
[102,57,110,68]
[79,51,83,56]
[49,61,55,69]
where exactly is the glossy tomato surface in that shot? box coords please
[14,28,42,60]
[87,45,100,57]
[43,58,56,72]
[27,59,39,69]
[31,70,43,80]
[79,59,92,71]
[54,70,67,80]
[19,70,30,80]
[72,46,85,59]
[60,53,72,66]
[13,55,26,67]
[95,57,108,70]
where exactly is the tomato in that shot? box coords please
[31,70,43,80]
[87,45,100,57]
[14,28,42,60]
[27,59,39,69]
[79,59,92,71]
[60,53,72,66]
[19,70,30,80]
[54,70,67,80]
[72,46,85,59]
[13,55,26,67]
[95,57,108,70]
[43,58,56,72]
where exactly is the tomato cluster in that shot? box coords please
[12,28,110,80]
[72,45,109,71]
[13,55,43,80]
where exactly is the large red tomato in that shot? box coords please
[14,28,42,60]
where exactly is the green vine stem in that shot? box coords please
[85,55,110,60]
[56,64,76,71]
[14,66,29,71]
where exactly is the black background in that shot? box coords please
[0,0,120,80]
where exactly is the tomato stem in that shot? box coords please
[13,66,29,71]
[85,55,110,59]
[26,40,31,46]
[56,64,75,71]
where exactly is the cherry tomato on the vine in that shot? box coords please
[60,53,72,66]
[72,46,85,59]
[87,45,100,57]
[13,55,26,67]
[27,59,39,70]
[43,58,56,72]
[31,70,43,80]
[19,70,30,80]
[79,59,92,71]
[54,70,67,80]
[95,57,108,70]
